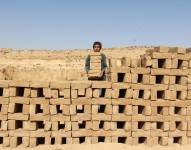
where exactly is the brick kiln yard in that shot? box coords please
[1,46,191,150]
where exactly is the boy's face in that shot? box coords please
[93,44,101,52]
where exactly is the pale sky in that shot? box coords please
[0,0,190,49]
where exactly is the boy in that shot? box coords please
[85,41,108,80]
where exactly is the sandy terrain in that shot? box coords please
[1,143,190,150]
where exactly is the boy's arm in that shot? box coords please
[85,55,90,74]
[100,54,108,76]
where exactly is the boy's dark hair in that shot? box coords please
[93,41,102,49]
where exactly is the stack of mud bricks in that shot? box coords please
[88,52,102,77]
[0,46,191,147]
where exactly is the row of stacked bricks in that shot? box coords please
[0,46,191,147]
[109,46,191,145]
[0,80,132,147]
[87,52,102,77]
[0,80,71,148]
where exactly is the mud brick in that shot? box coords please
[72,121,92,131]
[92,104,112,115]
[0,120,7,130]
[150,75,169,84]
[151,52,172,59]
[150,121,169,131]
[0,104,8,115]
[30,98,49,115]
[0,131,9,147]
[50,98,70,105]
[50,114,70,122]
[51,89,59,98]
[113,105,132,115]
[110,66,130,73]
[154,46,169,53]
[112,82,130,89]
[131,68,150,74]
[92,114,111,121]
[170,69,189,76]
[0,114,7,120]
[72,130,92,137]
[91,98,111,105]
[71,114,91,121]
[8,113,28,120]
[30,131,51,147]
[131,83,152,90]
[112,114,131,122]
[171,47,187,54]
[89,51,101,56]
[30,88,38,97]
[42,88,51,98]
[30,81,49,88]
[85,88,92,98]
[0,87,9,97]
[30,114,50,121]
[111,136,132,144]
[151,68,171,75]
[78,88,85,96]
[92,121,111,130]
[0,97,9,105]
[71,81,91,89]
[51,131,72,144]
[170,75,187,85]
[92,136,111,144]
[50,81,70,89]
[59,88,70,98]
[72,137,91,144]
[71,89,77,98]
[111,121,131,131]
[8,120,29,130]
[92,81,111,89]
[0,80,9,87]
[112,99,132,106]
[92,89,99,98]
[9,80,29,87]
[10,136,29,148]
[131,58,141,68]
[90,55,101,62]
[169,84,187,91]
[71,98,91,105]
